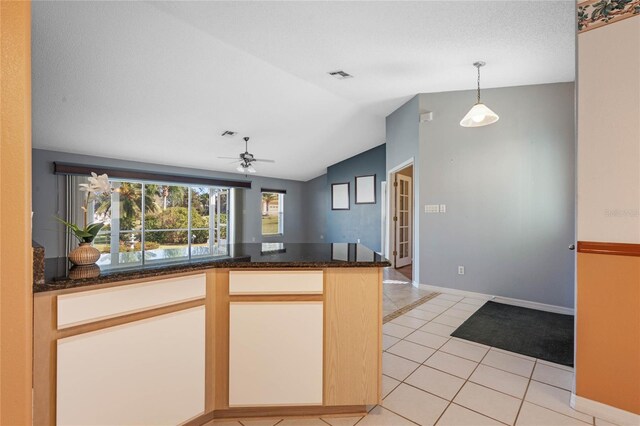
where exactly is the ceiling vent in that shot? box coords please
[328,70,353,79]
[221,130,237,137]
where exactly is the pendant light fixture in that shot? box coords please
[460,61,499,128]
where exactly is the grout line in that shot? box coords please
[528,378,574,393]
[513,358,537,425]
[431,344,495,425]
[524,400,595,425]
[446,403,511,426]
[372,405,422,426]
[382,374,403,397]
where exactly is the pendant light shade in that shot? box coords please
[460,103,499,127]
[460,61,499,128]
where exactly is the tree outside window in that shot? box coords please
[261,192,283,235]
[76,176,229,268]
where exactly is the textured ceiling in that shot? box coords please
[32,1,575,181]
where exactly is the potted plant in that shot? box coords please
[57,172,112,266]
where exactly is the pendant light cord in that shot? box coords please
[476,65,481,104]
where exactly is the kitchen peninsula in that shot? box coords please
[33,243,389,425]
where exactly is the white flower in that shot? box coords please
[78,172,112,195]
[88,172,112,194]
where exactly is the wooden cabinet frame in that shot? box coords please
[33,267,382,425]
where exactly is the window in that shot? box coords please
[72,176,229,268]
[261,192,284,235]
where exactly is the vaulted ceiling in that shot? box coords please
[32,1,575,181]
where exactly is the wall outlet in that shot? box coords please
[357,238,361,243]
[320,234,324,240]
[252,237,256,242]
[458,266,465,275]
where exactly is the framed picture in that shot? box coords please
[355,175,376,204]
[331,183,350,210]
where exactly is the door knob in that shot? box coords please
[569,244,575,251]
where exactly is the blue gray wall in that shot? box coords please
[324,144,386,252]
[32,149,308,258]
[386,95,420,173]
[414,82,576,307]
[386,96,422,281]
[302,174,328,243]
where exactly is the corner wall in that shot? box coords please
[575,14,640,416]
[386,96,421,280]
[325,144,386,252]
[302,174,328,243]
[417,83,576,308]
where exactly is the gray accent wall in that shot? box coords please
[386,96,422,281]
[325,144,386,252]
[302,174,328,243]
[32,149,308,258]
[386,95,420,173]
[416,82,576,308]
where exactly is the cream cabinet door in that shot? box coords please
[57,307,205,426]
[229,302,323,407]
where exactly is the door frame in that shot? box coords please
[394,173,413,268]
[385,158,416,283]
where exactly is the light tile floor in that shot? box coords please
[210,292,616,426]
[382,267,432,317]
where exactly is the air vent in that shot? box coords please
[328,70,353,79]
[221,130,237,137]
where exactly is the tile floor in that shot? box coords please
[211,292,614,426]
[382,267,432,317]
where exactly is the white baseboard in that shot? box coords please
[418,284,492,301]
[418,283,574,315]
[493,296,574,315]
[571,393,640,425]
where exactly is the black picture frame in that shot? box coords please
[331,182,350,210]
[355,174,376,204]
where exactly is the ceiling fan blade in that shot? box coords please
[253,158,276,163]
[217,156,240,160]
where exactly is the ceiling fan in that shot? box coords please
[218,137,275,174]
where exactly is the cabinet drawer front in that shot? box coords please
[229,270,323,295]
[57,274,206,328]
[229,302,323,406]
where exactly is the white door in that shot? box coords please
[394,174,412,268]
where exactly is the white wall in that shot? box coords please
[577,17,640,244]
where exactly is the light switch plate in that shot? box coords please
[439,204,446,213]
[425,204,440,213]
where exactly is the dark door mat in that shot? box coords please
[451,301,574,367]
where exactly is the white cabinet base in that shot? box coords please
[229,302,323,407]
[57,307,205,426]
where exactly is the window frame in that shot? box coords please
[261,191,284,236]
[71,176,230,269]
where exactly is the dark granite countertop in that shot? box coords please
[35,243,390,293]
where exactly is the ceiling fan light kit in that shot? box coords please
[219,137,275,174]
[460,61,499,128]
